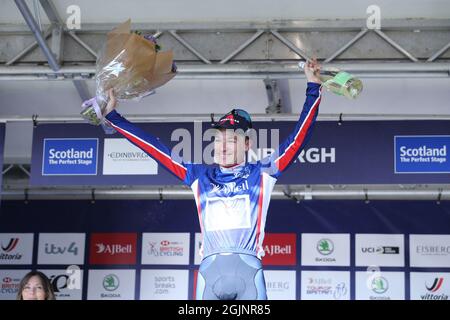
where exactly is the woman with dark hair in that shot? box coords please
[16,271,56,300]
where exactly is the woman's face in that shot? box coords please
[21,276,46,300]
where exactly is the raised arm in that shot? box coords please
[262,59,323,178]
[102,89,197,185]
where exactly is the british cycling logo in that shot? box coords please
[147,240,184,257]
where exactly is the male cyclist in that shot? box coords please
[103,59,322,300]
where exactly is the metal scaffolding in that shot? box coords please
[1,1,449,201]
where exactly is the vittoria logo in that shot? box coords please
[427,277,444,292]
[421,278,448,300]
[1,238,19,252]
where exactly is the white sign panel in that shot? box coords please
[0,233,34,265]
[410,272,450,300]
[301,271,350,300]
[264,270,296,300]
[410,234,450,267]
[103,138,158,175]
[40,268,83,300]
[38,233,85,265]
[140,269,189,300]
[87,269,135,300]
[355,271,405,300]
[141,233,190,265]
[194,232,203,265]
[355,234,405,267]
[301,234,350,266]
[0,269,30,300]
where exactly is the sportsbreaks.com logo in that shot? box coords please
[262,233,296,266]
[89,233,136,264]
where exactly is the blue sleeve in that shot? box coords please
[104,110,200,186]
[261,82,322,178]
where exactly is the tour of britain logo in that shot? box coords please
[317,239,334,255]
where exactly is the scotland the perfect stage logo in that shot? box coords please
[395,135,450,173]
[42,138,98,175]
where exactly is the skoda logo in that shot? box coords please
[103,274,120,291]
[317,239,334,255]
[371,276,389,294]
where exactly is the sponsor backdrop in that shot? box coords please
[0,200,449,300]
[0,123,5,201]
[30,121,450,185]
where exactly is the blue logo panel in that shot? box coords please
[395,136,450,173]
[42,139,98,175]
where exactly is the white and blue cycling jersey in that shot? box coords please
[105,82,322,260]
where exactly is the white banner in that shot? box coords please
[301,270,350,300]
[355,234,404,267]
[0,269,30,300]
[0,233,34,265]
[38,233,85,265]
[141,233,190,265]
[87,269,135,300]
[103,138,158,175]
[410,234,450,267]
[40,268,83,300]
[355,271,405,300]
[140,269,189,300]
[410,272,450,300]
[301,234,350,266]
[264,270,296,300]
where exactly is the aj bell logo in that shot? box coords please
[264,245,292,256]
[421,277,448,300]
[1,238,19,252]
[209,181,249,195]
[96,243,133,255]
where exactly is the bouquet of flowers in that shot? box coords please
[81,19,177,131]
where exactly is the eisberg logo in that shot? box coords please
[395,136,450,173]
